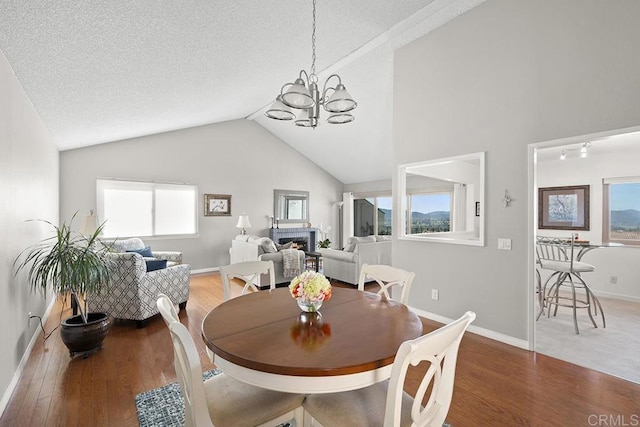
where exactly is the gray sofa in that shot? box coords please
[229,235,305,286]
[320,235,392,285]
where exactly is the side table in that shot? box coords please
[304,250,322,272]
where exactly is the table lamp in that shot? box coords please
[236,213,252,235]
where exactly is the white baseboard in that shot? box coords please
[591,290,640,303]
[410,307,530,350]
[191,267,219,275]
[0,297,56,418]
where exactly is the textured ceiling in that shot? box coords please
[0,0,483,184]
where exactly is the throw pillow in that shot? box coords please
[127,246,153,257]
[343,237,359,252]
[145,258,167,272]
[260,238,278,253]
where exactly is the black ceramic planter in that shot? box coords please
[60,312,111,358]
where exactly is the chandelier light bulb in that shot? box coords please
[560,150,566,160]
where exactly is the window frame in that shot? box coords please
[405,188,453,235]
[353,192,392,237]
[97,178,199,239]
[602,177,640,246]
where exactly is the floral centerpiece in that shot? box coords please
[288,271,332,312]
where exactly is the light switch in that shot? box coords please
[498,238,512,250]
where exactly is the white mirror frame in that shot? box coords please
[274,189,310,224]
[397,152,485,247]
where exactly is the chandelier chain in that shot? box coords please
[311,0,316,76]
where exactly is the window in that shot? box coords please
[97,179,198,238]
[406,192,452,234]
[353,195,392,237]
[603,178,640,245]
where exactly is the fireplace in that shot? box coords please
[270,228,317,252]
[278,237,309,251]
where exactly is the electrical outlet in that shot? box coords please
[610,276,618,284]
[28,312,32,326]
[431,289,439,301]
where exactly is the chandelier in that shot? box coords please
[265,0,357,128]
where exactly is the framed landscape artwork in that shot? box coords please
[538,185,590,230]
[204,194,231,216]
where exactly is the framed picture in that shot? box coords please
[538,185,589,230]
[204,194,231,216]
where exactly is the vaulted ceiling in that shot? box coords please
[0,0,482,183]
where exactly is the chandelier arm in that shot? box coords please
[279,83,294,96]
[320,74,343,104]
[298,70,310,85]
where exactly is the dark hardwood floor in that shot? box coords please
[2,273,638,426]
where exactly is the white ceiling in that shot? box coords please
[0,0,483,184]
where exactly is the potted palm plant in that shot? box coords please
[14,214,114,358]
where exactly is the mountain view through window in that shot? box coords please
[609,182,640,241]
[408,193,451,234]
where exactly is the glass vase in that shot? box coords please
[297,298,323,313]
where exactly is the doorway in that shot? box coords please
[529,126,640,384]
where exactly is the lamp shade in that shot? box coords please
[81,210,99,235]
[282,78,314,109]
[236,214,252,234]
[265,96,296,121]
[324,84,357,113]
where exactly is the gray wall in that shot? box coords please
[0,51,59,408]
[393,0,640,340]
[60,119,343,270]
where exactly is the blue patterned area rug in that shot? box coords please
[135,369,291,427]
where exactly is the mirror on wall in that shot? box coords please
[397,152,485,246]
[274,190,309,224]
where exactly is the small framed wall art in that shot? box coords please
[538,185,589,230]
[204,194,231,216]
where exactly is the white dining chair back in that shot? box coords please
[169,321,214,427]
[156,293,179,326]
[358,264,416,305]
[303,311,475,427]
[167,321,305,427]
[385,311,475,426]
[220,260,275,301]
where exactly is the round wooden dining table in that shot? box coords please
[201,287,423,393]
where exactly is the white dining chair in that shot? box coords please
[166,321,305,427]
[535,235,605,334]
[220,260,276,301]
[302,311,476,427]
[358,264,416,305]
[157,293,180,326]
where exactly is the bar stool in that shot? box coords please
[535,236,605,334]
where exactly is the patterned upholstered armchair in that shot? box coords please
[87,238,191,328]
